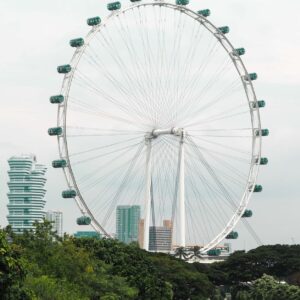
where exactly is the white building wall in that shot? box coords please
[46,211,63,237]
[7,155,47,233]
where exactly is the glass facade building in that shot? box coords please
[7,155,47,233]
[46,210,63,237]
[149,220,173,252]
[116,205,140,244]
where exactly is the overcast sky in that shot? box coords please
[0,0,299,251]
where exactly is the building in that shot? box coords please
[139,219,173,252]
[45,211,63,237]
[149,220,173,252]
[7,155,47,233]
[116,205,140,244]
[138,219,144,248]
[74,231,101,239]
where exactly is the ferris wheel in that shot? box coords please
[48,0,268,254]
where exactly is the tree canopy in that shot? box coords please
[1,221,300,300]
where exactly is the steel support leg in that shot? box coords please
[143,137,152,250]
[179,136,185,247]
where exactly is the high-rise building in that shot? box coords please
[138,219,173,252]
[46,211,63,237]
[7,155,47,233]
[116,205,140,244]
[138,219,144,248]
[149,220,173,252]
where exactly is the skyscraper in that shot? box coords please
[45,210,63,237]
[116,205,140,244]
[138,219,145,248]
[7,155,47,233]
[149,220,173,252]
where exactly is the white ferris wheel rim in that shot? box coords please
[56,0,262,253]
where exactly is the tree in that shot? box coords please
[202,245,300,286]
[11,221,137,299]
[75,238,173,299]
[174,246,189,260]
[235,290,252,300]
[149,253,214,299]
[0,229,32,299]
[24,275,85,300]
[189,246,202,260]
[5,220,217,299]
[247,274,300,300]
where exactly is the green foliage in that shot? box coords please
[235,290,252,300]
[5,221,300,300]
[24,275,85,300]
[203,245,300,286]
[4,221,214,299]
[74,238,174,299]
[149,253,214,299]
[173,246,189,260]
[233,274,300,300]
[0,229,31,299]
[73,237,215,299]
[5,222,137,299]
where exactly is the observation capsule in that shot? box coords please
[244,73,258,81]
[52,159,67,168]
[257,157,268,165]
[226,231,238,239]
[256,129,269,137]
[70,38,84,48]
[233,48,245,56]
[176,0,189,5]
[253,185,263,193]
[62,189,77,198]
[218,26,230,34]
[57,64,71,74]
[252,100,266,108]
[50,95,64,104]
[198,9,211,17]
[87,16,101,26]
[242,210,253,218]
[261,129,269,136]
[48,127,63,136]
[207,249,221,256]
[107,2,121,11]
[77,216,92,225]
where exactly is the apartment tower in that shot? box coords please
[7,155,47,233]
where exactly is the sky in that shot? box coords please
[0,0,299,251]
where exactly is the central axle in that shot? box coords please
[150,127,185,138]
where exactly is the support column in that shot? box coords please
[143,136,152,250]
[178,134,186,247]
